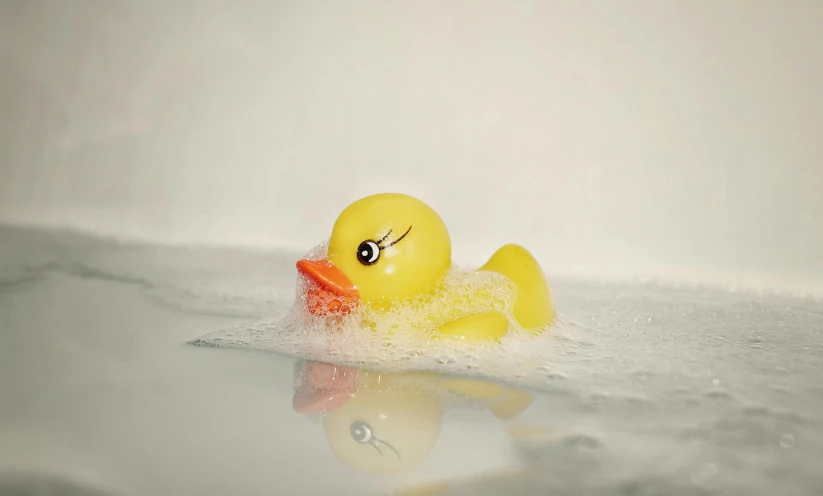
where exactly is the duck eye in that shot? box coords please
[350,420,373,443]
[356,241,380,266]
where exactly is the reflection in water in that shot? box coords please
[291,360,535,475]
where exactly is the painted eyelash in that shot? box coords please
[379,225,412,249]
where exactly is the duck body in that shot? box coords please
[295,193,555,341]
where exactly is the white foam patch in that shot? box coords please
[192,314,587,384]
[191,241,589,387]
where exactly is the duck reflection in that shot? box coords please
[292,360,535,475]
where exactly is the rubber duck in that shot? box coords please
[292,360,534,475]
[295,193,555,341]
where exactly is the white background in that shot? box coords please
[1,1,821,292]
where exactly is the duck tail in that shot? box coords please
[478,244,555,330]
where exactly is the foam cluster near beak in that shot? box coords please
[304,286,358,316]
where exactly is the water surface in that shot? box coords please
[1,225,821,495]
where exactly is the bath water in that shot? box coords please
[1,225,822,495]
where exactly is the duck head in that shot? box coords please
[296,193,451,315]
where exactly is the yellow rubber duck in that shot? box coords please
[292,360,535,475]
[296,193,555,341]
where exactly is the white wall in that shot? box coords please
[1,1,822,292]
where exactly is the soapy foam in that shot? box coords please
[192,313,585,390]
[191,242,587,388]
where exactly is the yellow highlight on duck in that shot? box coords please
[296,193,555,341]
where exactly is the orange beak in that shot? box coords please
[292,361,358,414]
[296,259,359,315]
